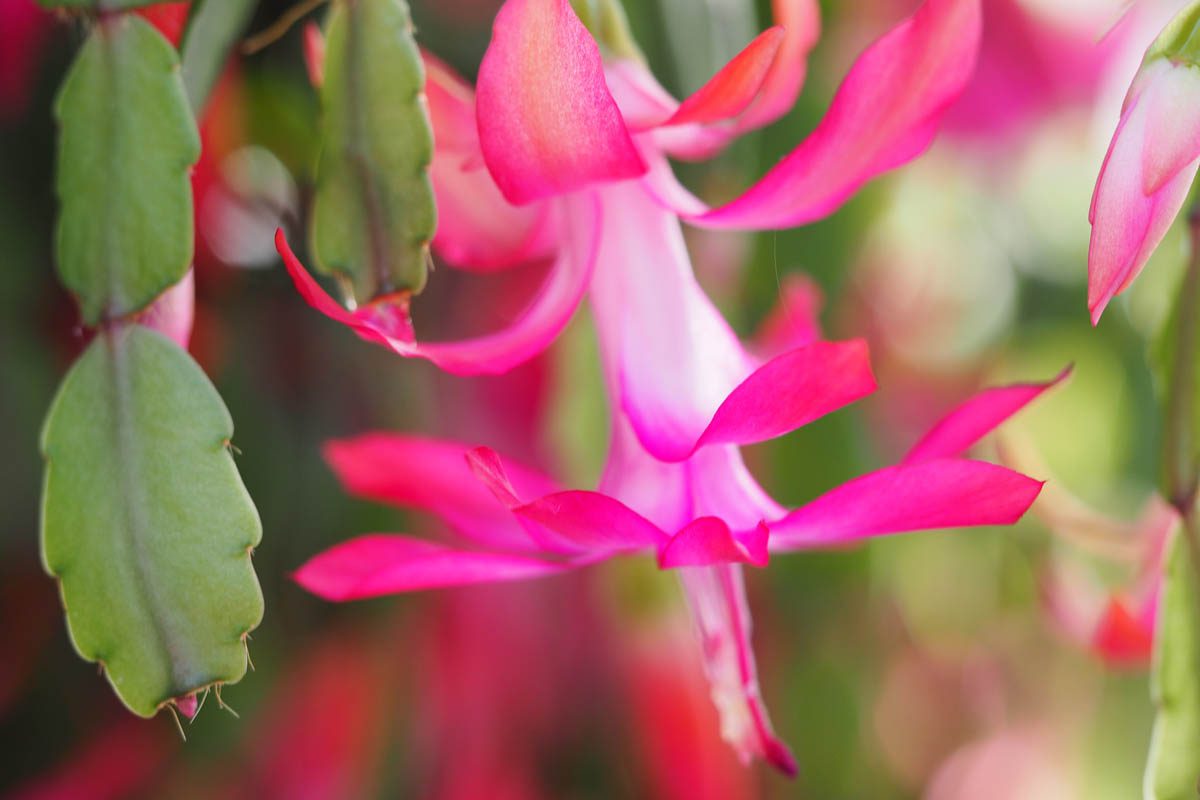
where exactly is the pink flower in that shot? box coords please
[280,0,1053,775]
[1089,3,1200,323]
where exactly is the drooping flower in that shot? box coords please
[278,0,1054,775]
[1089,0,1200,323]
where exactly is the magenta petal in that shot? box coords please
[276,193,600,375]
[671,0,981,229]
[294,534,572,599]
[679,565,798,776]
[660,519,770,569]
[736,0,821,131]
[1089,61,1200,323]
[902,367,1070,464]
[475,0,645,204]
[751,273,824,358]
[770,459,1043,549]
[324,434,557,553]
[663,27,785,127]
[628,339,876,462]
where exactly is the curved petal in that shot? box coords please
[737,0,821,131]
[275,192,600,375]
[679,565,797,776]
[324,433,557,553]
[660,519,769,569]
[902,367,1070,464]
[294,534,573,599]
[475,0,645,204]
[769,459,1043,549]
[662,27,786,128]
[652,0,982,229]
[1089,61,1200,323]
[425,50,557,270]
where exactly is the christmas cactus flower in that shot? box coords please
[1089,0,1200,323]
[278,0,1055,776]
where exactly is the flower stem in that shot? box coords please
[1166,208,1200,574]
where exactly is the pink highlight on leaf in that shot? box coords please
[664,27,786,127]
[902,367,1070,464]
[770,459,1043,549]
[1089,60,1200,323]
[275,194,599,374]
[134,269,194,350]
[293,534,572,599]
[668,0,982,229]
[475,0,645,204]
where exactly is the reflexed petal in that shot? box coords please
[650,0,981,229]
[737,0,821,130]
[294,534,573,599]
[663,28,786,127]
[660,519,770,568]
[324,433,557,552]
[770,459,1043,549]
[679,565,798,776]
[476,0,645,204]
[903,367,1070,464]
[275,193,599,375]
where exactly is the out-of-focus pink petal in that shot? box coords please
[769,459,1043,549]
[1092,595,1155,666]
[424,51,557,271]
[751,273,824,358]
[303,22,325,89]
[276,193,598,374]
[1141,63,1200,194]
[628,339,876,462]
[737,0,821,131]
[663,28,786,127]
[475,0,645,204]
[660,519,770,569]
[134,269,194,350]
[1089,61,1200,323]
[679,565,798,776]
[656,0,981,229]
[902,367,1070,464]
[294,534,573,599]
[324,433,557,552]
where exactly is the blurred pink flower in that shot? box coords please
[1089,3,1200,323]
[279,0,1056,776]
[0,0,53,122]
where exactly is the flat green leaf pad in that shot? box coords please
[54,15,200,325]
[1146,534,1200,799]
[41,326,263,718]
[312,0,436,301]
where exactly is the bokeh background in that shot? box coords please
[0,0,1179,796]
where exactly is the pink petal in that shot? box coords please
[769,459,1043,549]
[323,433,557,553]
[679,565,798,776]
[751,273,824,358]
[467,446,664,554]
[736,0,821,131]
[902,367,1071,464]
[1089,62,1200,323]
[1092,595,1155,667]
[628,339,876,462]
[660,519,770,569]
[424,51,557,271]
[663,27,786,127]
[134,269,193,350]
[275,193,599,374]
[303,22,325,89]
[475,0,645,204]
[294,534,572,599]
[1141,63,1200,195]
[659,0,982,229]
